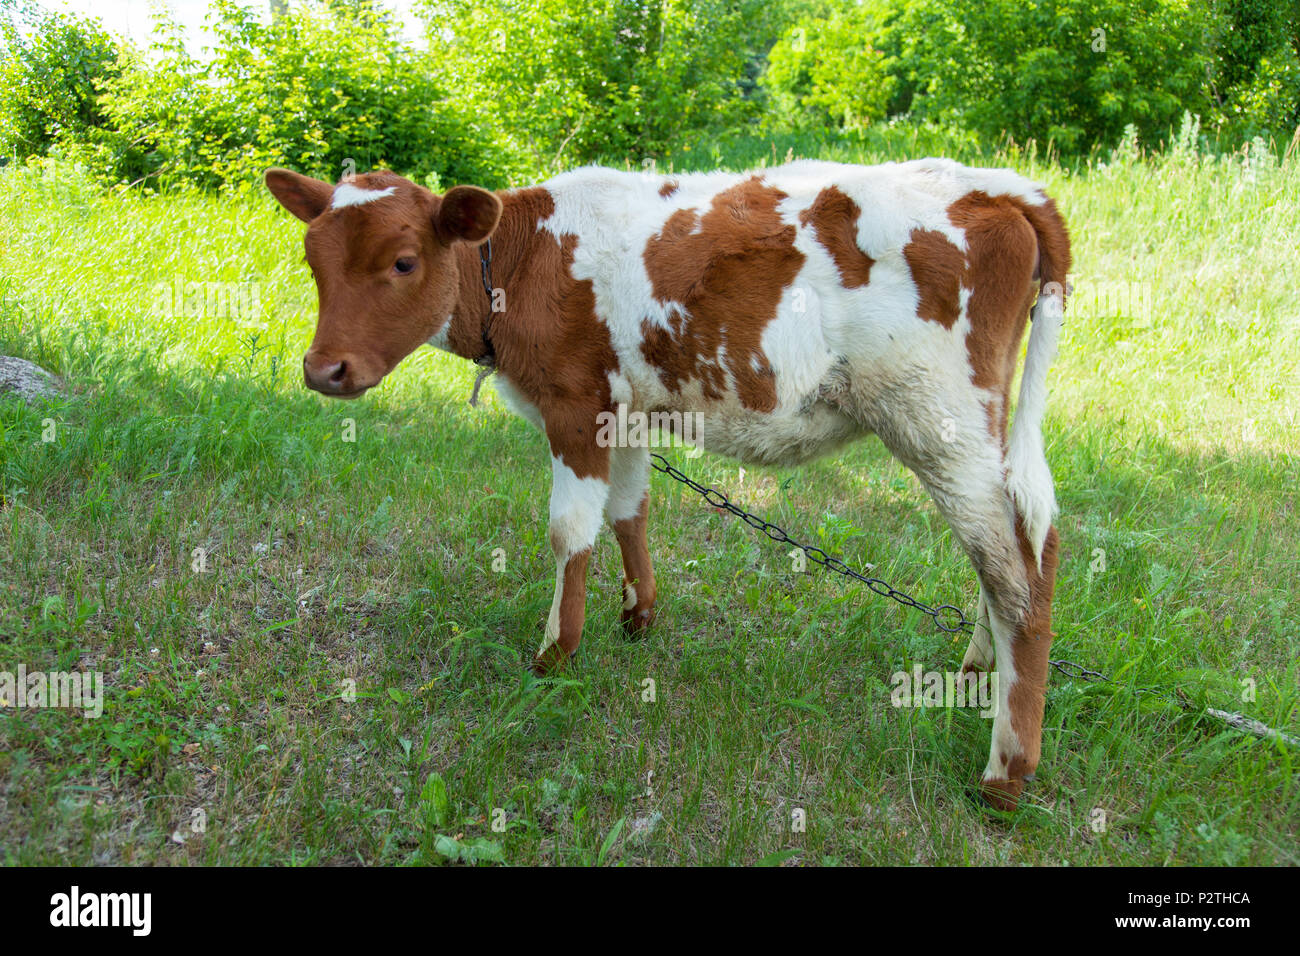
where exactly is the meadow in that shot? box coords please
[0,135,1296,865]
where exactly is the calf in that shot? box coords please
[265,159,1070,810]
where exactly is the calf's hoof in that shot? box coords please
[531,642,576,676]
[620,605,655,638]
[977,777,1023,812]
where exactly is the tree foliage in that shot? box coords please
[1,0,1295,193]
[4,0,521,190]
[0,1,121,161]
[422,0,776,169]
[763,3,897,131]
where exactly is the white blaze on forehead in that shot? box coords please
[331,183,397,209]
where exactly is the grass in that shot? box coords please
[0,135,1296,865]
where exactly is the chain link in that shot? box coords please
[649,452,977,635]
[479,237,493,299]
[648,451,1165,692]
[475,240,496,369]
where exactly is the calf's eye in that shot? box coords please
[393,257,417,275]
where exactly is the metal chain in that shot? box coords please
[644,454,1300,746]
[475,239,496,369]
[647,451,1155,692]
[649,452,975,634]
[479,237,494,299]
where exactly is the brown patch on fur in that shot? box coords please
[902,229,965,329]
[639,177,804,412]
[901,192,1071,448]
[557,548,591,653]
[444,187,553,361]
[948,192,1039,393]
[612,494,656,633]
[445,188,619,479]
[658,179,679,199]
[523,231,616,480]
[1016,196,1072,301]
[983,398,1005,448]
[799,186,874,287]
[949,192,1072,447]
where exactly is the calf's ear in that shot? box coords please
[265,168,334,223]
[435,186,502,244]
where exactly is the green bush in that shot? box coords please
[762,3,897,131]
[1221,50,1300,146]
[890,0,1214,153]
[423,0,773,170]
[42,0,523,192]
[5,0,1295,191]
[1208,0,1300,145]
[759,0,1298,154]
[0,2,121,162]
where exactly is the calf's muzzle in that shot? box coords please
[303,350,371,397]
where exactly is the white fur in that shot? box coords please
[605,443,649,524]
[537,455,608,655]
[540,562,565,656]
[524,159,1051,471]
[426,317,453,351]
[331,183,396,209]
[548,456,607,559]
[981,606,1023,784]
[492,375,544,430]
[960,589,996,673]
[1005,288,1063,569]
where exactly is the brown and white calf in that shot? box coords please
[266,159,1070,810]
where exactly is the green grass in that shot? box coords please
[0,138,1296,865]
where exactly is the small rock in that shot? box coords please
[0,356,64,404]
[628,811,663,843]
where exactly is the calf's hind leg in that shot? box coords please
[874,413,1058,810]
[981,520,1059,810]
[960,588,995,674]
[928,473,1058,809]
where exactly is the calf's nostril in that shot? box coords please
[328,360,347,384]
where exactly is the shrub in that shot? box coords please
[889,0,1214,153]
[423,0,770,170]
[0,2,121,162]
[762,3,897,131]
[56,0,523,191]
[1207,0,1300,146]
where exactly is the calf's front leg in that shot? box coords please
[533,436,609,673]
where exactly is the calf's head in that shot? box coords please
[264,168,502,398]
